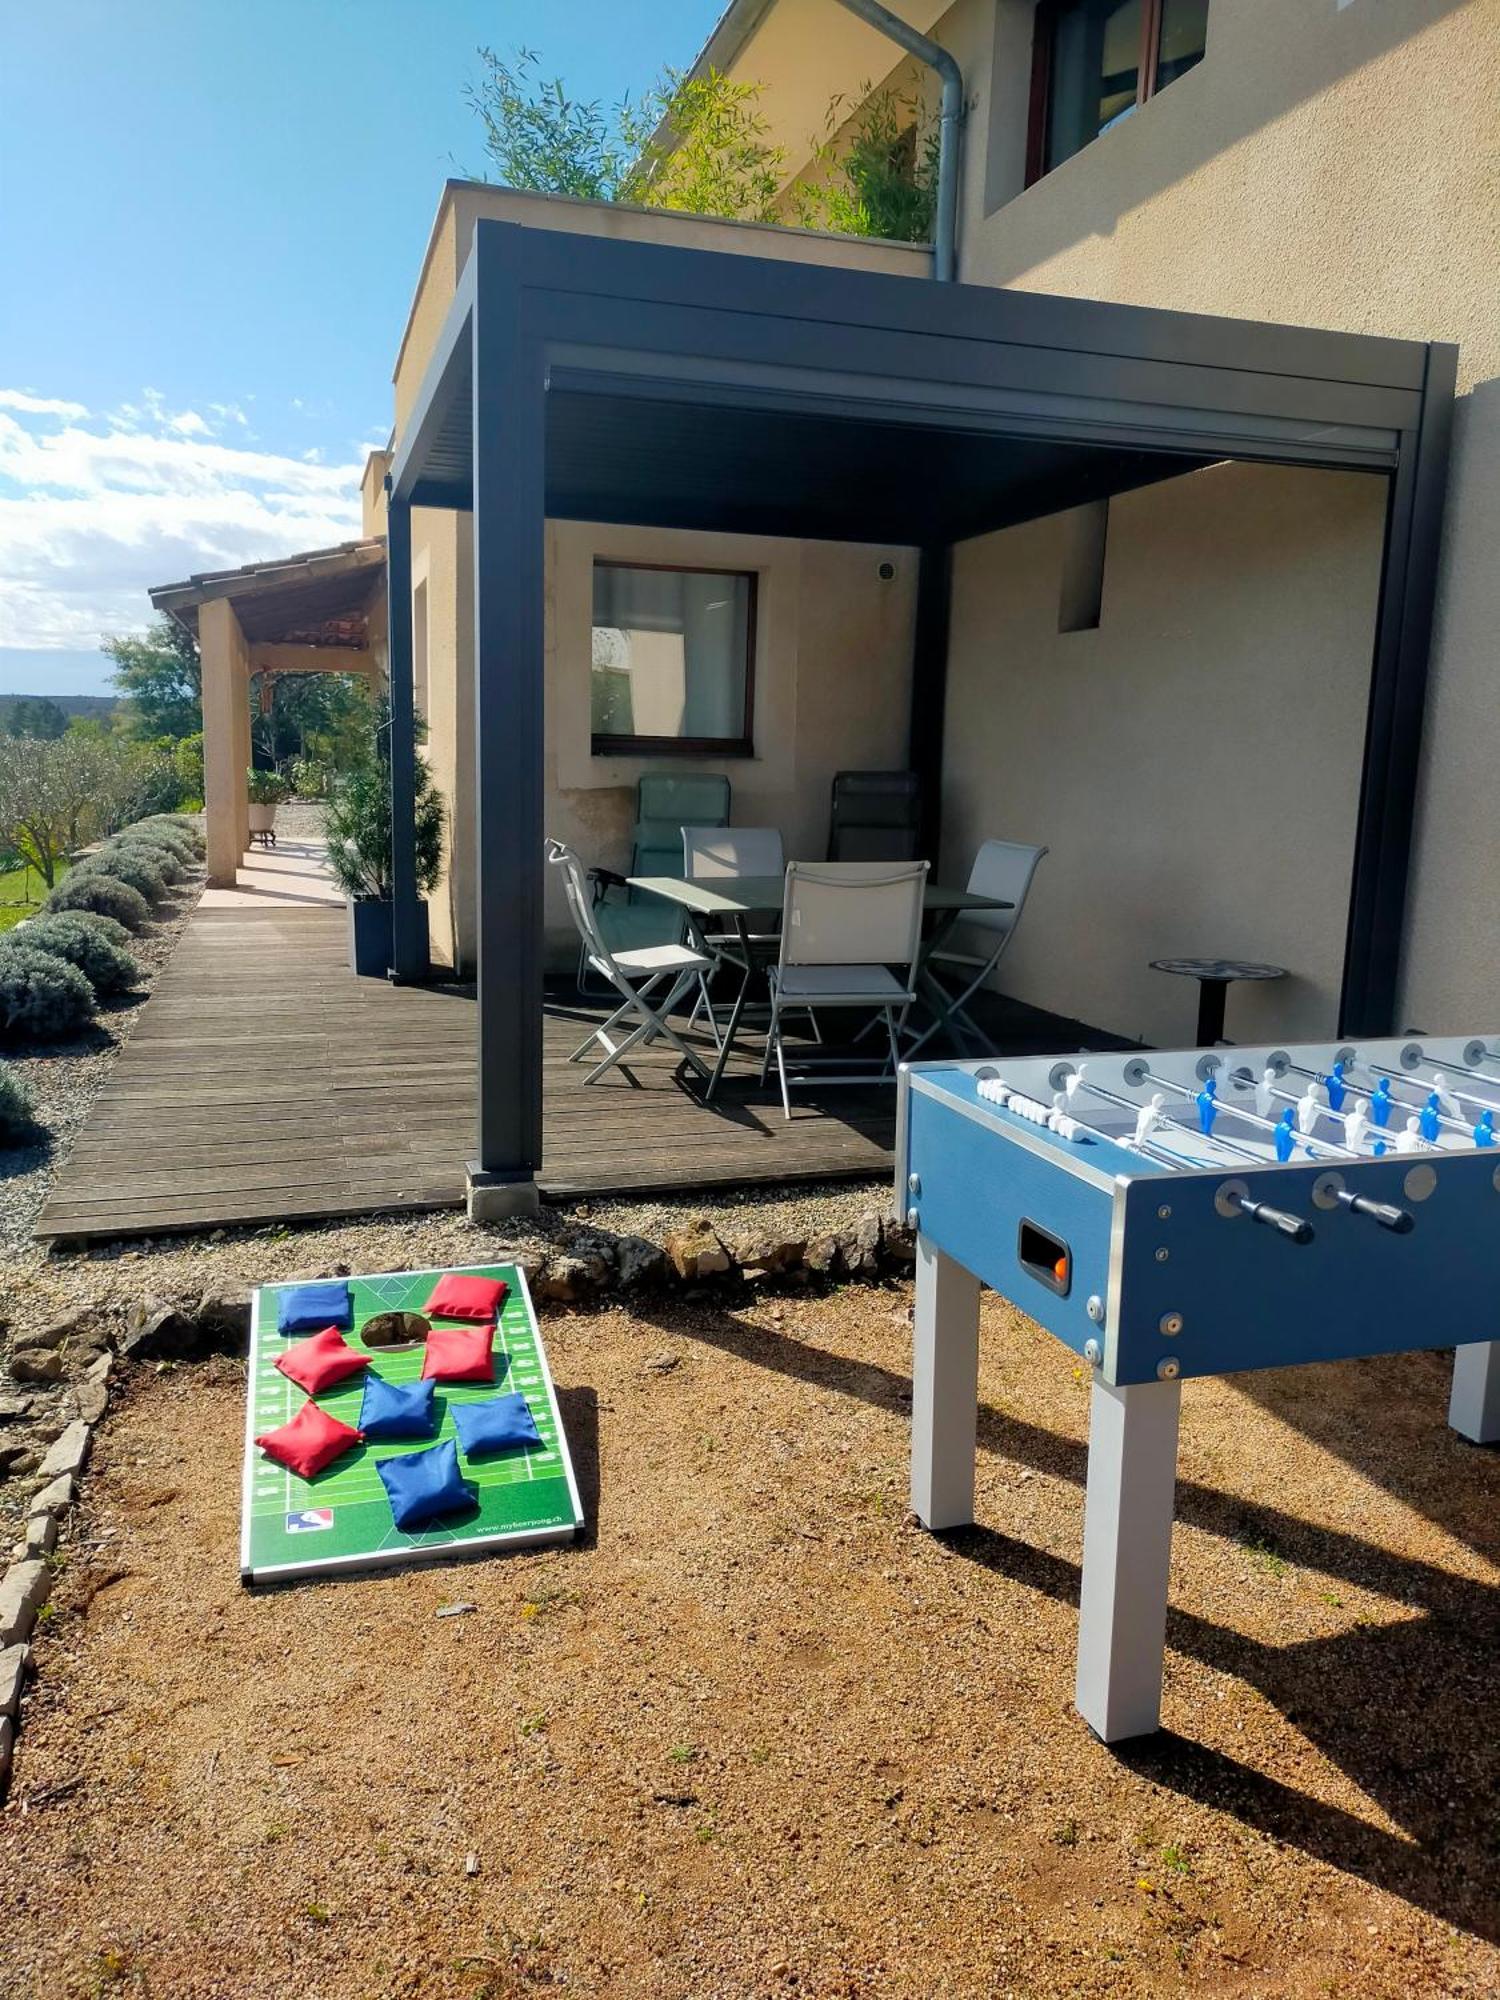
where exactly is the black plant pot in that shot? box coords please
[347,897,429,979]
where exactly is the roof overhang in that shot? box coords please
[150,539,386,647]
[391,218,1431,541]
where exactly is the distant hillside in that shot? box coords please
[0,693,122,723]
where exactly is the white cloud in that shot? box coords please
[0,388,372,650]
[0,389,89,420]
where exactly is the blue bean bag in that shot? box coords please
[358,1372,437,1442]
[276,1280,353,1335]
[377,1440,475,1531]
[451,1391,543,1458]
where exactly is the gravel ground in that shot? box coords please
[1,1286,1497,1998]
[0,870,206,1260]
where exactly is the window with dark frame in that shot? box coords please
[590,560,757,757]
[1027,0,1208,185]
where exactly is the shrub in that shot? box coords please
[0,943,96,1039]
[17,913,141,995]
[137,816,204,858]
[247,767,292,806]
[45,872,152,932]
[106,833,185,884]
[118,816,196,853]
[0,1063,36,1142]
[74,847,167,905]
[47,908,133,950]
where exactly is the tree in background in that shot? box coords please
[104,618,202,741]
[4,696,68,741]
[469,49,786,220]
[250,670,377,778]
[467,48,938,245]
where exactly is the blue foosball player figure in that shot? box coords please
[1371,1077,1395,1128]
[1325,1062,1348,1112]
[1475,1110,1496,1148]
[1196,1077,1218,1136]
[1420,1093,1443,1143]
[1274,1107,1296,1161]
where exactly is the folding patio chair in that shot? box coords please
[760,860,928,1119]
[548,839,719,1084]
[682,823,812,1042]
[906,838,1049,1055]
[827,770,922,862]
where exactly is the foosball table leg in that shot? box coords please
[1448,1341,1500,1444]
[911,1234,981,1530]
[1076,1376,1182,1743]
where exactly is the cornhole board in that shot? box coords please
[240,1263,583,1584]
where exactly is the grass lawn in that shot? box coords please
[0,856,68,932]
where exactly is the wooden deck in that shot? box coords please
[37,900,1129,1244]
[35,904,901,1242]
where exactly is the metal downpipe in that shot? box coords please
[831,0,963,280]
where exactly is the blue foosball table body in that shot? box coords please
[895,1034,1500,1742]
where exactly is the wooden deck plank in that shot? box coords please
[35,904,903,1243]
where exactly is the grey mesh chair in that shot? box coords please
[548,839,719,1084]
[761,859,928,1119]
[906,838,1049,1055]
[827,770,922,862]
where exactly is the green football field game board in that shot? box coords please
[240,1263,583,1584]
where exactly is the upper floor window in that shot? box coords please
[1027,0,1208,183]
[591,560,756,757]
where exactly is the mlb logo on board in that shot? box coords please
[285,1508,334,1533]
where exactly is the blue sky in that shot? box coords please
[0,0,724,697]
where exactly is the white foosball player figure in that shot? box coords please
[1296,1084,1320,1136]
[1394,1116,1424,1155]
[1064,1065,1086,1104]
[1343,1099,1370,1153]
[1431,1073,1461,1119]
[1133,1092,1167,1149]
[1255,1068,1276,1119]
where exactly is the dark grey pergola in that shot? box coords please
[386,217,1454,1216]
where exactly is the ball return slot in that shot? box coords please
[1018,1219,1071,1296]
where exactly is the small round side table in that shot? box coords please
[1150,958,1287,1046]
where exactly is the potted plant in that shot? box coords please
[323,757,445,977]
[247,766,291,840]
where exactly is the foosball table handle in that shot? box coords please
[1337,1190,1416,1233]
[1234,1195,1315,1245]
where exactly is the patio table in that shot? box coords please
[628,875,1012,1099]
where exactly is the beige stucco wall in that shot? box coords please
[943,461,1387,1045]
[934,0,1500,1032]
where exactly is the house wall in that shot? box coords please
[938,0,1499,1033]
[942,462,1387,1046]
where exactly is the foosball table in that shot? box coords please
[894,1033,1500,1743]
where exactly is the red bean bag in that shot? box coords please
[255,1400,363,1479]
[420,1321,497,1385]
[275,1325,370,1397]
[423,1272,509,1323]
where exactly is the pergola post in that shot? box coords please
[198,597,250,887]
[385,489,426,982]
[466,263,545,1219]
[909,545,953,866]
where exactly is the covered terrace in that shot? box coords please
[384,219,1454,1221]
[151,538,388,886]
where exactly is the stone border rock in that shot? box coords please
[529,1204,913,1304]
[0,1363,108,1795]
